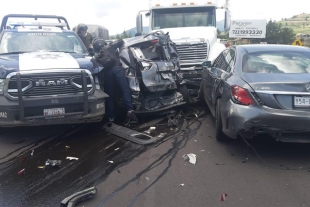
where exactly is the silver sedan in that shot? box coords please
[200,45,310,143]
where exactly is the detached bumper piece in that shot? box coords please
[103,123,158,145]
[60,187,97,207]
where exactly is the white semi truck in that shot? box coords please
[136,0,231,95]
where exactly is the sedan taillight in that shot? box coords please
[231,85,253,106]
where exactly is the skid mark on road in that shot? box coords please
[96,112,207,207]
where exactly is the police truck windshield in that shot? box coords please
[0,32,87,54]
[152,7,216,29]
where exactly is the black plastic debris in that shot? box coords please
[60,186,97,207]
[167,110,184,127]
[45,159,62,167]
[242,158,249,163]
[103,123,158,145]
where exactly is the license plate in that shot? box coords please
[294,96,310,107]
[43,108,65,116]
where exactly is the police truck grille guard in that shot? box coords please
[4,69,94,121]
[6,71,93,99]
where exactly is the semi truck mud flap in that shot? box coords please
[103,123,158,145]
[60,186,97,207]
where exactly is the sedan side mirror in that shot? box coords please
[202,61,211,68]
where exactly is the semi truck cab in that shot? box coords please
[136,0,231,96]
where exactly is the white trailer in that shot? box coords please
[136,0,231,95]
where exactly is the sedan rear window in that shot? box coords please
[242,51,310,73]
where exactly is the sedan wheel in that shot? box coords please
[215,100,228,141]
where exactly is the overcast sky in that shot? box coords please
[0,0,309,35]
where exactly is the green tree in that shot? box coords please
[128,31,133,38]
[121,30,128,39]
[115,33,121,39]
[217,29,221,36]
[263,20,295,45]
[279,27,295,44]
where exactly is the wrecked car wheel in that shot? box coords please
[178,85,190,106]
[215,100,228,142]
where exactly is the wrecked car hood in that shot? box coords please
[154,27,217,45]
[0,52,101,78]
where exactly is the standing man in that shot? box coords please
[92,38,139,124]
[76,24,93,50]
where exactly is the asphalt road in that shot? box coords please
[1,106,310,207]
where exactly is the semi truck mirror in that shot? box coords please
[136,14,143,34]
[224,10,231,31]
[145,12,151,17]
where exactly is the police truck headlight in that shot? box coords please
[0,79,5,94]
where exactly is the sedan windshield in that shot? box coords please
[0,32,87,54]
[242,51,310,73]
[152,7,216,29]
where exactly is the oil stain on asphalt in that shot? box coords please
[0,108,206,207]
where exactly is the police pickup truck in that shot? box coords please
[0,14,108,126]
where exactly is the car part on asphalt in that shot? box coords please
[167,110,184,127]
[60,186,97,207]
[103,123,158,145]
[221,193,228,201]
[45,159,62,167]
[144,126,156,134]
[66,157,79,161]
[182,153,197,165]
[18,168,25,175]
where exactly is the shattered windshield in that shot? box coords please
[243,51,310,73]
[0,32,86,54]
[152,7,216,29]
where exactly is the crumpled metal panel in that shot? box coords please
[141,62,177,92]
[103,123,158,145]
[143,91,184,111]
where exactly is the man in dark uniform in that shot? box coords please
[76,24,93,50]
[92,38,138,124]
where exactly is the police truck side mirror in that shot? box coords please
[136,13,143,34]
[224,10,231,31]
[202,61,211,68]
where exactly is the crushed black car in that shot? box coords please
[100,31,189,114]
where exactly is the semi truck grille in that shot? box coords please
[176,43,208,62]
[7,74,92,97]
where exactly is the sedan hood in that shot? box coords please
[0,52,101,78]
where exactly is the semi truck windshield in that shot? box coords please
[152,7,216,29]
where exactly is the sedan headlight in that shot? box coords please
[0,79,4,94]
